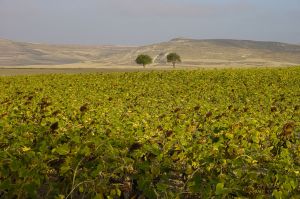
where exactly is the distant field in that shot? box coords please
[0,67,300,198]
[0,68,148,76]
[0,64,294,76]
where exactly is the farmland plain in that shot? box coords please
[0,67,300,198]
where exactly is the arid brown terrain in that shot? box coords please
[1,38,300,68]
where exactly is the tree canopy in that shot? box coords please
[167,53,181,68]
[135,54,152,68]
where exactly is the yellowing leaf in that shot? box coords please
[93,193,104,199]
[21,146,31,152]
[216,183,224,195]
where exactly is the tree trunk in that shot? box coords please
[143,64,145,68]
[173,62,175,68]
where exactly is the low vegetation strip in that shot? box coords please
[0,67,300,198]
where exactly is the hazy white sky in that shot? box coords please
[0,0,299,45]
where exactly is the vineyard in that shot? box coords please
[0,67,300,198]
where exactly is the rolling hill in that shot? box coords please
[0,38,134,66]
[1,38,300,67]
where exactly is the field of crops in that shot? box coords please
[0,67,300,198]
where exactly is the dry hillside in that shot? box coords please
[1,38,300,67]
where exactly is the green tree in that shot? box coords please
[135,54,152,68]
[167,53,181,68]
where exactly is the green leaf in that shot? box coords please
[71,135,81,144]
[156,183,168,192]
[94,193,104,199]
[93,193,104,199]
[272,190,283,199]
[216,183,224,195]
[290,179,297,189]
[116,189,121,197]
[55,195,65,199]
[60,165,71,174]
[79,185,84,193]
[53,144,70,155]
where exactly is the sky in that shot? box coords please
[0,0,300,45]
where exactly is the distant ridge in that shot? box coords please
[0,38,300,67]
[0,38,134,66]
[169,38,300,51]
